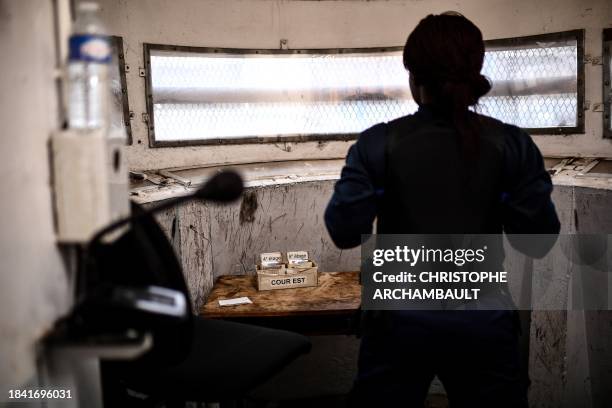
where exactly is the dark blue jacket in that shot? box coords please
[325,106,560,249]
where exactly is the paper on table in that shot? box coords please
[218,297,253,307]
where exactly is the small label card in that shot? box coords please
[260,252,283,269]
[287,250,311,267]
[218,297,253,307]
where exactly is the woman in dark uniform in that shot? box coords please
[325,13,560,407]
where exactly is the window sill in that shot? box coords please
[129,157,612,205]
[130,159,344,204]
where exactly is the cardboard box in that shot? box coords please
[256,262,318,291]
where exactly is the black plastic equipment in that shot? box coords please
[94,200,311,406]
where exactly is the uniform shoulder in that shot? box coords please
[475,113,533,146]
[383,113,425,137]
[358,114,423,146]
[475,112,512,132]
[359,122,388,139]
[387,112,422,127]
[353,123,388,154]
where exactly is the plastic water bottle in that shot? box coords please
[67,1,111,130]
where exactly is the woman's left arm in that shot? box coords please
[324,124,386,249]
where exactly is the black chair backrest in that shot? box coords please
[90,202,194,366]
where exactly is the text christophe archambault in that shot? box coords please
[369,245,507,301]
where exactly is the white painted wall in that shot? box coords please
[96,0,612,171]
[0,0,71,395]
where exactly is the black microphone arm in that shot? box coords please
[89,170,244,246]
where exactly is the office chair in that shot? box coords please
[88,203,311,406]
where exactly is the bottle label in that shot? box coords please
[69,34,111,63]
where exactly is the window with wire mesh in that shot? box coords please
[147,47,414,143]
[479,31,581,132]
[146,32,582,145]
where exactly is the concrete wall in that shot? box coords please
[149,182,361,310]
[97,0,612,171]
[147,178,611,406]
[0,0,71,396]
[525,184,612,408]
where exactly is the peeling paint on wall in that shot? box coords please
[239,190,258,224]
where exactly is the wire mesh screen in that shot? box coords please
[148,37,579,143]
[479,41,578,128]
[153,100,412,140]
[149,49,415,141]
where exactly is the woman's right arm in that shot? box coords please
[501,125,560,256]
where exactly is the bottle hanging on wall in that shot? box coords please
[67,1,111,130]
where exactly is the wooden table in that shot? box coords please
[200,272,361,335]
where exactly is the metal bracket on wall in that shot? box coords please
[576,159,600,177]
[576,159,612,179]
[129,171,176,186]
[549,158,612,179]
[584,54,603,65]
[549,158,598,176]
[549,158,575,176]
[586,101,605,112]
[158,170,192,187]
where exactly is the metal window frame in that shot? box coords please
[143,30,585,148]
[484,29,585,135]
[110,35,133,144]
[143,44,403,147]
[604,29,612,139]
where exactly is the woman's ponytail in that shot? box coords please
[439,74,491,157]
